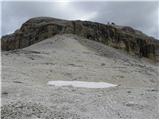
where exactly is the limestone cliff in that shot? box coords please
[1,17,159,61]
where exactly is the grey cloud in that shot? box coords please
[90,2,159,38]
[1,1,159,39]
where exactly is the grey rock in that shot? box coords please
[1,17,159,61]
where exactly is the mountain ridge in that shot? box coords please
[1,17,159,61]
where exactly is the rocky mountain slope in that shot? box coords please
[1,17,159,61]
[1,34,158,118]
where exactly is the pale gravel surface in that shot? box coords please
[1,34,159,119]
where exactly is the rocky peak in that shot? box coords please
[1,17,159,62]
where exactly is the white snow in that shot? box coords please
[47,80,117,88]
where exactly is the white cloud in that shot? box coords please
[77,11,97,20]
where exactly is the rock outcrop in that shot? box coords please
[1,17,159,61]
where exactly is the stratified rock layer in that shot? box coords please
[1,17,159,61]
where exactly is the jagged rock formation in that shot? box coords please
[1,17,159,61]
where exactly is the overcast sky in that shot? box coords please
[1,1,159,39]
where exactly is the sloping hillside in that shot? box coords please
[1,34,158,119]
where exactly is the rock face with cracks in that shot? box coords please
[1,17,159,61]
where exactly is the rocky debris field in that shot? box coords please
[1,34,159,119]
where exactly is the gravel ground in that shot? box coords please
[1,34,159,119]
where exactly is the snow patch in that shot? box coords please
[47,80,117,88]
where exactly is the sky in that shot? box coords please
[1,0,159,39]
